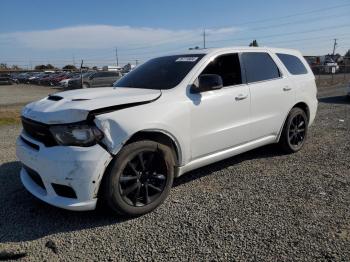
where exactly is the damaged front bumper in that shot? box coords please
[16,132,113,211]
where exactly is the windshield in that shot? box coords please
[114,54,205,90]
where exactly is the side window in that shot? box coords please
[93,72,103,78]
[110,71,120,77]
[96,72,112,77]
[277,53,308,75]
[242,52,280,83]
[100,72,110,77]
[200,53,242,87]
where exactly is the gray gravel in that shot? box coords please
[0,85,349,261]
[0,84,56,106]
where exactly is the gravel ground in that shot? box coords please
[0,84,57,106]
[0,84,349,261]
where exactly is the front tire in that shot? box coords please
[279,107,308,153]
[102,140,175,216]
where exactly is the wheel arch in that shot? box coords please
[293,101,310,121]
[277,101,310,142]
[124,129,182,167]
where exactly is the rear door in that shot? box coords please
[241,51,295,139]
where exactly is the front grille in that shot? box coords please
[21,117,57,147]
[23,165,46,190]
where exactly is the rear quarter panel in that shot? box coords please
[290,55,318,126]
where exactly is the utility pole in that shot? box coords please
[80,60,84,88]
[332,38,337,57]
[115,48,119,66]
[202,29,206,49]
[135,59,138,66]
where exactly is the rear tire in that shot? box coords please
[101,140,175,216]
[279,107,308,153]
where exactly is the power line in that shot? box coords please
[3,3,346,65]
[249,12,349,31]
[2,3,350,67]
[3,29,349,64]
[220,2,350,27]
[83,3,350,54]
[114,11,350,57]
[262,34,350,46]
[207,23,350,45]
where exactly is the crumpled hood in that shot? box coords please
[22,87,161,124]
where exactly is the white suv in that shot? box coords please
[16,47,318,216]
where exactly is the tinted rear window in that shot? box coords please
[114,54,205,90]
[242,52,280,83]
[277,53,308,75]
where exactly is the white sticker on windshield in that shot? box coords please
[176,57,199,62]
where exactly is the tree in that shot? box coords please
[62,64,77,71]
[11,65,21,70]
[34,64,56,70]
[46,64,55,70]
[35,64,47,70]
[0,63,8,70]
[249,40,259,47]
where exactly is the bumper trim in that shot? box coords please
[21,168,97,211]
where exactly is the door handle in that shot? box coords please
[283,86,292,91]
[235,94,248,101]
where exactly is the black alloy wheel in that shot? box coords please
[119,150,167,207]
[101,140,175,216]
[288,113,306,149]
[279,107,308,153]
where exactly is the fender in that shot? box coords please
[124,128,183,166]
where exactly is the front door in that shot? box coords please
[189,53,251,160]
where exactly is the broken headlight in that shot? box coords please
[50,124,104,147]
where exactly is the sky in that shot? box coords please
[0,0,349,68]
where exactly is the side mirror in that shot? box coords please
[191,74,223,93]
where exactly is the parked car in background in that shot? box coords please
[67,71,121,89]
[58,73,81,89]
[14,72,34,83]
[27,72,42,84]
[17,47,318,216]
[0,73,13,85]
[66,71,94,89]
[347,81,350,98]
[50,72,71,86]
[37,72,59,85]
[29,72,52,85]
